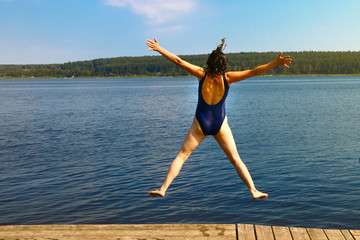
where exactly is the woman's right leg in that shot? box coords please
[214,118,268,199]
[149,118,206,197]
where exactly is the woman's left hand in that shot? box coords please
[146,38,161,52]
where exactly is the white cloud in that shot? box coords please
[104,0,196,24]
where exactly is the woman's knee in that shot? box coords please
[228,153,242,165]
[177,148,192,162]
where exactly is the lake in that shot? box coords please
[0,76,359,229]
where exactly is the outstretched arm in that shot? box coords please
[146,38,205,79]
[226,52,292,84]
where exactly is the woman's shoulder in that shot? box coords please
[224,72,232,86]
[197,68,207,81]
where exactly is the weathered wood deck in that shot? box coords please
[0,224,359,240]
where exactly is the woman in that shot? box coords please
[147,38,291,199]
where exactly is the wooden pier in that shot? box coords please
[0,224,359,240]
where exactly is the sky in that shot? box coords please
[0,0,360,64]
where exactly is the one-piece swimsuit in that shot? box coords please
[195,71,229,135]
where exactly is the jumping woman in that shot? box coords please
[147,38,291,199]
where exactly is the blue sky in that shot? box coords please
[1,0,359,64]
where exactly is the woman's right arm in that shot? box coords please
[146,38,205,79]
[226,52,292,84]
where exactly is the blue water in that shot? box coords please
[0,76,359,229]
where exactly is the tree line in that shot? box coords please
[1,51,360,78]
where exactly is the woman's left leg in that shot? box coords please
[148,118,206,197]
[214,117,268,199]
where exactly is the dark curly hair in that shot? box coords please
[206,38,227,78]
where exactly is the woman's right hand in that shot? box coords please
[275,52,292,68]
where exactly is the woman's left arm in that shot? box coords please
[146,38,205,78]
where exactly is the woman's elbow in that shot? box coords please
[174,57,182,65]
[249,69,258,77]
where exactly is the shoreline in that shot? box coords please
[2,73,360,80]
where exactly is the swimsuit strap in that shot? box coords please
[200,71,207,84]
[222,73,229,89]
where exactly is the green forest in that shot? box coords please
[1,51,360,78]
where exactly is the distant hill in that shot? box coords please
[1,51,360,78]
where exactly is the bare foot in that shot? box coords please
[251,190,268,200]
[148,190,165,197]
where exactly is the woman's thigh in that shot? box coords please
[179,118,206,156]
[214,117,240,161]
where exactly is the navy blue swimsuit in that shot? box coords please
[195,71,230,135]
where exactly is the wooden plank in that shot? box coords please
[0,224,237,240]
[324,229,346,240]
[255,225,274,240]
[307,228,328,240]
[289,227,310,240]
[237,224,256,240]
[272,226,292,240]
[0,224,359,240]
[350,230,360,240]
[341,230,355,240]
[0,236,116,240]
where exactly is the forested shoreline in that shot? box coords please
[1,51,360,78]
